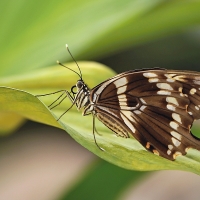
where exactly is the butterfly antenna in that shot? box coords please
[56,61,82,80]
[66,44,83,80]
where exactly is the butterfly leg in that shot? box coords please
[48,92,67,109]
[94,126,102,136]
[36,90,66,97]
[57,90,85,120]
[50,90,77,109]
[36,90,67,109]
[92,113,104,151]
[83,111,102,136]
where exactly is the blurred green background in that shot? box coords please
[0,0,200,199]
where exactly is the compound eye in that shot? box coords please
[76,80,83,89]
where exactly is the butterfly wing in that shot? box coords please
[90,69,200,160]
[167,70,200,120]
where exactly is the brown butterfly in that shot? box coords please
[37,45,200,161]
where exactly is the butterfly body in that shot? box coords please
[72,68,200,160]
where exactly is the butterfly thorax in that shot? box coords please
[74,80,91,111]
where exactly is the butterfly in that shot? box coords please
[37,44,200,161]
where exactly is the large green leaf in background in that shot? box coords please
[1,0,200,76]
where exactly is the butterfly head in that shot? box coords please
[71,79,86,94]
[76,80,84,89]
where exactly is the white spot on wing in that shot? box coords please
[174,75,187,82]
[143,72,157,78]
[167,78,175,82]
[118,94,127,99]
[114,78,130,110]
[167,150,172,155]
[167,104,176,111]
[118,102,129,106]
[166,97,179,106]
[118,94,127,107]
[118,94,140,110]
[156,83,173,90]
[193,80,200,85]
[172,138,181,147]
[164,74,176,78]
[115,77,128,86]
[148,78,159,83]
[190,88,197,95]
[164,74,176,82]
[170,121,179,130]
[178,87,183,92]
[157,91,171,95]
[117,85,127,94]
[134,110,142,115]
[140,98,146,104]
[168,144,173,150]
[188,111,193,115]
[140,105,147,111]
[120,110,136,133]
[195,106,199,110]
[171,131,182,140]
[172,113,182,124]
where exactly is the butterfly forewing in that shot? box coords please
[90,69,200,160]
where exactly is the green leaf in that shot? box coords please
[0,112,25,135]
[1,0,200,76]
[0,62,200,174]
[60,160,147,200]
